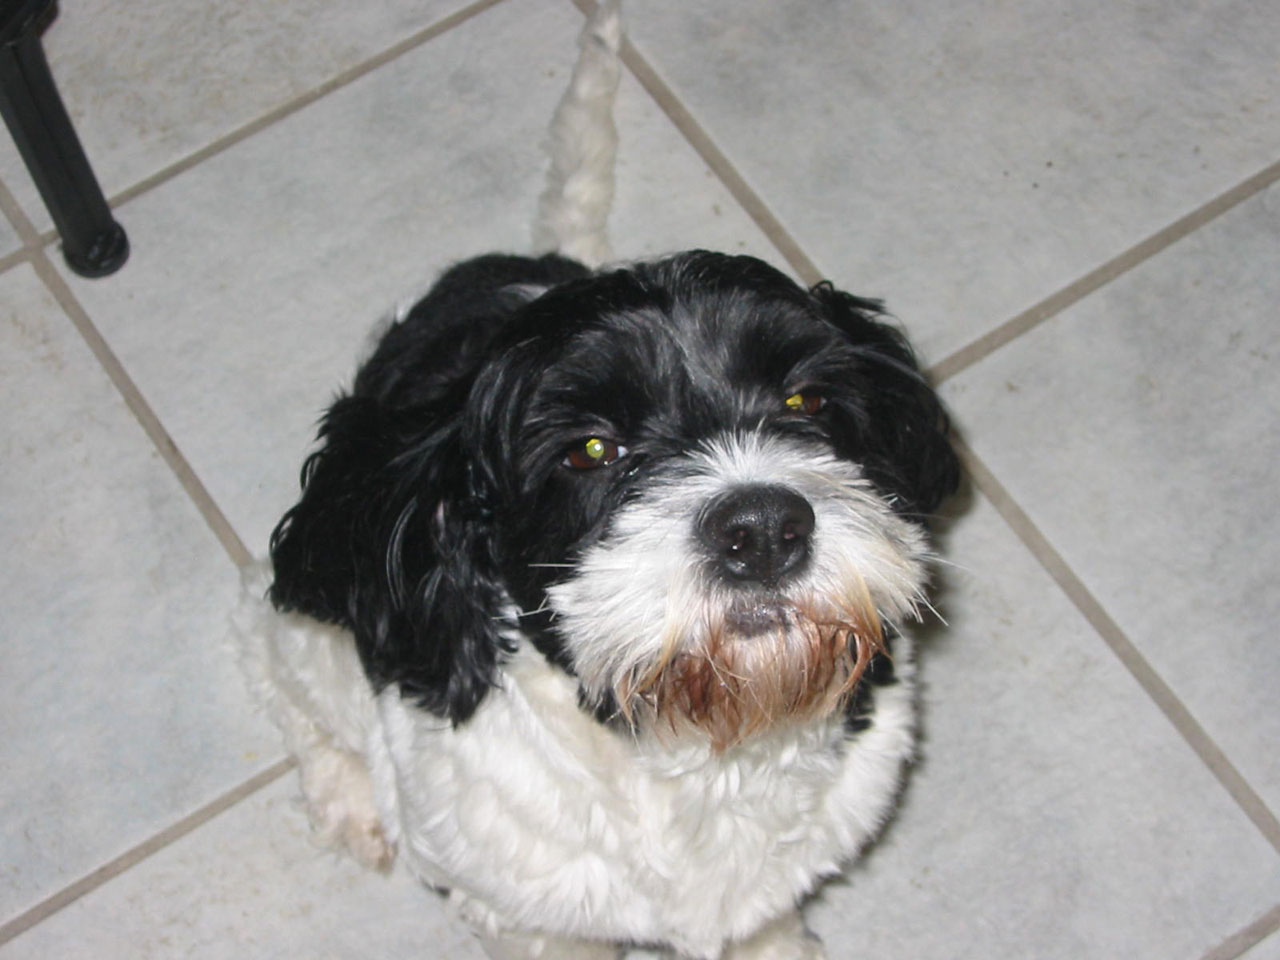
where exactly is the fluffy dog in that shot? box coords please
[237,4,958,958]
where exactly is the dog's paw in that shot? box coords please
[325,804,395,873]
[307,784,396,873]
[299,745,396,872]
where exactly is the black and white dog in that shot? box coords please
[237,4,958,958]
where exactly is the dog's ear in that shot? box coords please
[268,395,507,724]
[810,282,960,520]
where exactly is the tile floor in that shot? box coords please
[1,0,1277,957]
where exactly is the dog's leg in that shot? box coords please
[476,932,622,960]
[719,910,826,960]
[233,564,395,872]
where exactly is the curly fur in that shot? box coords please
[244,248,957,958]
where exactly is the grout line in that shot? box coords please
[567,0,823,286]
[1199,902,1280,960]
[0,245,30,275]
[30,251,254,569]
[957,439,1280,855]
[0,757,295,946]
[107,0,510,212]
[929,156,1280,384]
[0,174,41,248]
[1,157,64,270]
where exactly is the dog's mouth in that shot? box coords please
[722,599,793,637]
[613,584,887,751]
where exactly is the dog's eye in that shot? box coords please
[784,391,825,415]
[563,437,627,470]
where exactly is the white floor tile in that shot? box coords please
[54,0,779,559]
[808,494,1280,959]
[0,0,479,231]
[942,180,1280,813]
[0,777,485,960]
[0,265,281,923]
[627,0,1280,361]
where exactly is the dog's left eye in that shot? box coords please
[563,437,628,470]
[784,391,825,415]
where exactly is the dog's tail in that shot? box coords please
[532,0,623,268]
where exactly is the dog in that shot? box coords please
[235,3,958,958]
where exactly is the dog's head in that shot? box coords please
[270,252,958,748]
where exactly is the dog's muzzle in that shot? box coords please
[549,434,927,749]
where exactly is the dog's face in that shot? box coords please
[270,252,958,748]
[469,253,957,746]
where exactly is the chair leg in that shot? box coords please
[0,14,128,277]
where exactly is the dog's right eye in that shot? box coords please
[784,390,825,416]
[563,437,628,470]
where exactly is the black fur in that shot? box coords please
[269,251,958,725]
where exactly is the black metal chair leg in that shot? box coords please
[0,0,127,277]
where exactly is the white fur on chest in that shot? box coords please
[367,641,915,958]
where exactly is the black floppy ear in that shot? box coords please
[268,395,507,724]
[810,282,960,519]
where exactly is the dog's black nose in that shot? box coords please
[698,485,815,587]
